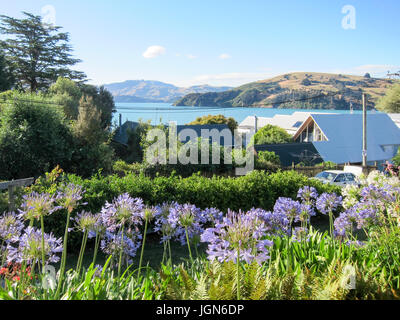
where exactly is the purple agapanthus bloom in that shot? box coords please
[18,192,63,220]
[201,207,224,224]
[168,203,205,245]
[71,211,99,233]
[153,202,179,243]
[200,209,273,265]
[6,226,63,265]
[273,197,302,224]
[247,208,290,236]
[0,212,24,244]
[360,185,395,203]
[100,193,145,232]
[56,183,86,212]
[100,231,141,265]
[297,186,318,203]
[316,193,342,215]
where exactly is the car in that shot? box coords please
[313,170,359,187]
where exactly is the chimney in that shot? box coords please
[254,115,258,133]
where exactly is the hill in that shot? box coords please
[173,72,397,110]
[103,80,232,103]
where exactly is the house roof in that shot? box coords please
[298,113,400,164]
[238,112,334,135]
[254,142,323,166]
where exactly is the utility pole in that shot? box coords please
[362,93,367,169]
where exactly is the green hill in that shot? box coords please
[173,72,397,110]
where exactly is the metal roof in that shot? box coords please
[306,113,400,164]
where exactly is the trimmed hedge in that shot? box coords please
[61,170,339,213]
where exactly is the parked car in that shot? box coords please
[313,170,359,187]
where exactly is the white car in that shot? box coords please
[313,170,359,187]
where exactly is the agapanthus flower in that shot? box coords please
[201,209,273,265]
[6,227,63,265]
[201,207,224,224]
[273,197,302,224]
[100,193,145,232]
[167,203,206,245]
[100,231,141,265]
[316,193,342,215]
[56,183,86,212]
[18,192,62,220]
[247,208,290,236]
[360,185,395,203]
[71,211,99,233]
[153,202,178,243]
[297,186,318,203]
[0,212,24,243]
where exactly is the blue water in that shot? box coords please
[114,102,366,126]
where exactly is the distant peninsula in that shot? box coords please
[173,72,397,110]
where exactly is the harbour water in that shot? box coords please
[114,102,367,126]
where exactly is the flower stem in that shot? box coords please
[185,227,193,264]
[76,229,88,276]
[40,215,47,300]
[118,225,125,279]
[55,207,73,299]
[237,247,240,300]
[137,218,148,281]
[92,232,100,266]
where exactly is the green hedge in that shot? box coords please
[54,170,339,213]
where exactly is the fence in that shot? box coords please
[0,178,34,211]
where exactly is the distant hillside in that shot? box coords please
[174,72,397,110]
[104,80,232,103]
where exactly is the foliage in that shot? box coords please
[0,52,14,92]
[255,150,281,169]
[315,161,337,169]
[393,148,400,167]
[49,77,82,120]
[0,92,75,180]
[251,124,293,145]
[376,83,400,113]
[186,114,238,133]
[0,12,85,92]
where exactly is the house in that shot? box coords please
[293,113,400,165]
[237,112,335,146]
[388,114,400,129]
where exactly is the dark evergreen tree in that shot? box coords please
[0,12,85,92]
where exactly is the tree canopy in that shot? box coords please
[186,114,238,133]
[251,124,293,145]
[376,83,400,113]
[0,12,85,92]
[0,51,14,91]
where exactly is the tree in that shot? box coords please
[49,77,81,119]
[0,92,75,179]
[0,51,14,91]
[376,83,400,113]
[70,95,114,177]
[364,73,371,79]
[251,124,292,145]
[0,12,85,92]
[186,114,238,133]
[80,84,116,129]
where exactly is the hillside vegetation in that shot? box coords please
[174,72,397,110]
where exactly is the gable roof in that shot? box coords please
[294,113,400,164]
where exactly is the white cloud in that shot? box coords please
[186,54,197,59]
[142,45,166,59]
[219,53,231,60]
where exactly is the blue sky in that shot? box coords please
[1,0,400,87]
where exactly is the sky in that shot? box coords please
[1,0,400,87]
